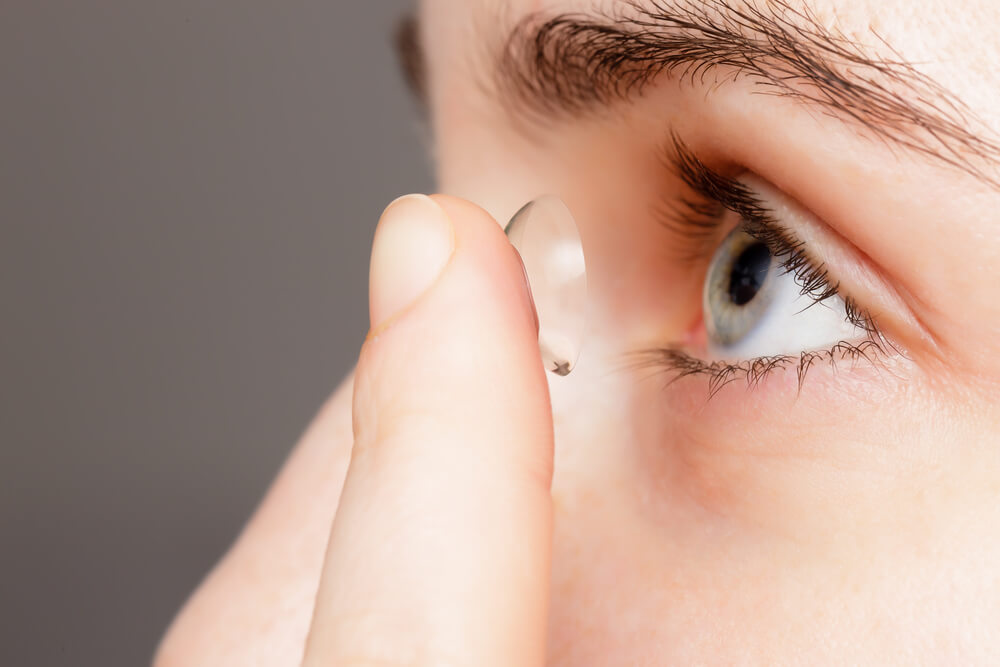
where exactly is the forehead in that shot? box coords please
[422,0,1000,136]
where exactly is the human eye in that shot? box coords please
[631,136,891,396]
[704,214,861,361]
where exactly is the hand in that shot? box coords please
[301,194,555,666]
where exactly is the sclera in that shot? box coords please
[505,196,588,376]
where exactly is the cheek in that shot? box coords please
[545,365,1000,663]
[542,365,834,662]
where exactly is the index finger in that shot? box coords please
[302,195,554,666]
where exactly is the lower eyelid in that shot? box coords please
[626,339,892,403]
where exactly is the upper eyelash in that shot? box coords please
[665,132,872,328]
[634,133,890,394]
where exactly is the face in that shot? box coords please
[157,1,1000,664]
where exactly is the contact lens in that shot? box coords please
[505,196,587,376]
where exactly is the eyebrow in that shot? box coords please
[399,0,1000,187]
[499,0,1000,183]
[394,12,426,110]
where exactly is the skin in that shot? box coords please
[156,1,1000,664]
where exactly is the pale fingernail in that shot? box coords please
[369,194,454,331]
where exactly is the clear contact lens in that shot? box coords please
[505,196,587,376]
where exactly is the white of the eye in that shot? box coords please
[708,261,863,360]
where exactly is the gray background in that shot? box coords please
[1,2,430,665]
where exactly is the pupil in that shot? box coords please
[728,242,771,306]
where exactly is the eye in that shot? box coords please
[704,222,864,360]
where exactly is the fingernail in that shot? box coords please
[369,194,454,332]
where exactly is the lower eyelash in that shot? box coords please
[625,336,889,398]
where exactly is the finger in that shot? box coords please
[303,194,554,666]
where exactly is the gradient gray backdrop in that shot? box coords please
[1,2,431,664]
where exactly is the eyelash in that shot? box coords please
[631,134,891,396]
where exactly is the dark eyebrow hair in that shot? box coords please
[394,12,427,108]
[495,0,1000,187]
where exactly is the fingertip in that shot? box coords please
[428,194,510,242]
[369,194,455,333]
[307,194,556,666]
[429,194,539,331]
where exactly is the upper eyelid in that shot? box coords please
[741,174,935,357]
